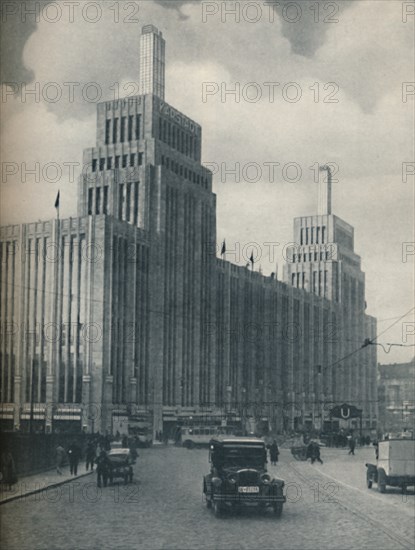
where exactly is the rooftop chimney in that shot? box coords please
[318,165,332,216]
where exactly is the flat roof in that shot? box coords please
[210,437,264,445]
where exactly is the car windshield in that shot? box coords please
[214,446,266,469]
[109,452,129,461]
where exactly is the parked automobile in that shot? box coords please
[108,448,135,485]
[203,437,286,517]
[366,438,415,494]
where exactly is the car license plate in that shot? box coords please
[238,486,259,493]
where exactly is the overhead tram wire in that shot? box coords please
[327,306,415,371]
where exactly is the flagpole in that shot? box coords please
[221,239,226,262]
[55,190,60,221]
[250,251,254,272]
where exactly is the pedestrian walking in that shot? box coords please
[1,451,17,490]
[307,441,323,464]
[347,434,356,455]
[85,440,96,471]
[55,444,66,475]
[129,438,138,461]
[95,450,111,488]
[67,441,81,475]
[96,441,102,456]
[268,440,280,466]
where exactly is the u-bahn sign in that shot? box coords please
[330,403,362,420]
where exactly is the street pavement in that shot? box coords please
[1,446,414,550]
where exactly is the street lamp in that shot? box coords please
[226,385,232,416]
[241,388,247,433]
[29,359,35,434]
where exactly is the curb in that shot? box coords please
[0,470,94,505]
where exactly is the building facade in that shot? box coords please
[0,26,377,435]
[378,358,415,434]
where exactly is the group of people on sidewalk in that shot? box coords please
[54,433,114,476]
[55,433,139,487]
[55,441,82,475]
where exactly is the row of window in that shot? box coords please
[92,152,144,173]
[292,250,332,263]
[161,155,209,188]
[159,117,198,160]
[88,186,109,216]
[87,182,140,224]
[291,270,329,297]
[118,182,139,224]
[300,225,326,245]
[105,114,141,145]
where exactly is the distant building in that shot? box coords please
[0,26,377,436]
[378,358,415,434]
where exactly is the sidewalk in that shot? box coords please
[0,463,94,505]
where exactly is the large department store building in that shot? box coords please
[0,25,377,435]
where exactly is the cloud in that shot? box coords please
[155,0,355,57]
[313,0,415,112]
[0,0,52,84]
[153,0,190,20]
[0,85,95,222]
[270,0,354,57]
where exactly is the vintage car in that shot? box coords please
[366,438,415,494]
[108,448,135,484]
[203,437,286,517]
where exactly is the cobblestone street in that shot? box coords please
[1,447,414,550]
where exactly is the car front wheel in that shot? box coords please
[377,469,386,493]
[214,501,223,517]
[273,503,283,518]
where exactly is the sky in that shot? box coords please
[1,0,414,364]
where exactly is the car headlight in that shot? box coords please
[261,474,271,483]
[271,479,284,489]
[212,477,222,487]
[227,474,237,484]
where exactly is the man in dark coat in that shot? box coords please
[1,451,17,490]
[67,442,81,475]
[348,434,356,455]
[307,441,323,464]
[268,440,280,465]
[85,440,96,471]
[95,450,111,488]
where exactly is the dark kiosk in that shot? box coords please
[203,437,286,517]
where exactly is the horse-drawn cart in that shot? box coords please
[291,445,308,461]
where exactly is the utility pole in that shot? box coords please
[29,358,35,434]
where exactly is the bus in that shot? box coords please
[181,425,243,448]
[128,413,153,447]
